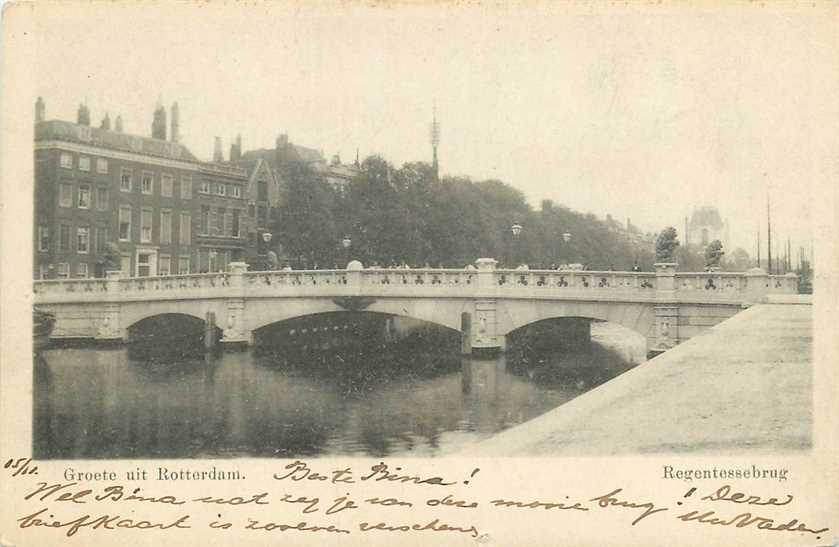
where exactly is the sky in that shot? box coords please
[27,2,837,257]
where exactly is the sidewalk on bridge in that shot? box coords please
[459,300,812,456]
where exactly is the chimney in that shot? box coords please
[276,134,289,149]
[100,113,111,131]
[170,102,180,143]
[35,97,45,123]
[77,103,90,126]
[331,153,341,166]
[213,136,223,162]
[151,103,167,140]
[229,133,242,162]
[115,115,123,133]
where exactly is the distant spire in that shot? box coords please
[115,114,123,133]
[354,148,360,167]
[100,112,111,130]
[767,192,773,275]
[430,102,440,180]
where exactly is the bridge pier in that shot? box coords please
[95,271,126,342]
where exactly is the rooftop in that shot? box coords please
[35,119,199,163]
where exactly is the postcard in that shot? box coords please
[1,1,837,546]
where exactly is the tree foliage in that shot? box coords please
[655,227,680,262]
[269,157,660,270]
[704,240,725,268]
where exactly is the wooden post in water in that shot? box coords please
[204,311,216,352]
[460,312,472,355]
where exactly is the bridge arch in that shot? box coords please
[125,312,220,344]
[495,300,657,346]
[243,297,468,335]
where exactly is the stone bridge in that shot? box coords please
[32,258,798,355]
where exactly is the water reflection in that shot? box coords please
[34,330,641,459]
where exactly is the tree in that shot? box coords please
[704,240,724,269]
[655,227,680,262]
[724,247,751,272]
[96,242,122,273]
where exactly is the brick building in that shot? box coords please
[34,98,251,279]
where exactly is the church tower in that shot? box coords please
[430,104,440,180]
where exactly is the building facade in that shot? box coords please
[34,98,252,279]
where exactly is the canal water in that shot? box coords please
[33,321,644,459]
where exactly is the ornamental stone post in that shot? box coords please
[652,262,679,355]
[221,262,248,346]
[96,270,124,341]
[472,258,502,355]
[743,267,769,304]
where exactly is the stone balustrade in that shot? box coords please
[33,262,798,305]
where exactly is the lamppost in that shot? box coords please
[510,223,523,267]
[561,232,571,266]
[341,236,352,268]
[262,232,278,270]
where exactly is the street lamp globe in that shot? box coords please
[341,236,352,249]
[511,223,523,236]
[262,232,273,243]
[562,232,571,242]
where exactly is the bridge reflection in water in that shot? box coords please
[33,320,643,459]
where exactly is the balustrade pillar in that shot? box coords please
[96,270,124,341]
[652,262,680,355]
[221,262,248,347]
[743,267,769,304]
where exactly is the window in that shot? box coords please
[79,156,91,171]
[257,181,267,201]
[200,206,210,235]
[178,256,190,275]
[141,172,154,194]
[232,185,241,198]
[159,255,171,276]
[58,224,71,252]
[257,205,267,227]
[181,176,192,199]
[120,255,131,274]
[161,174,174,197]
[60,153,73,169]
[232,210,240,238]
[217,183,226,196]
[39,264,49,280]
[77,184,91,209]
[137,253,152,277]
[59,182,73,207]
[76,262,89,278]
[119,206,131,241]
[215,207,225,235]
[179,213,191,245]
[200,181,210,194]
[76,226,89,254]
[96,186,108,210]
[38,226,49,252]
[160,210,172,244]
[95,226,108,253]
[96,158,108,174]
[120,168,132,191]
[140,208,153,242]
[57,263,70,279]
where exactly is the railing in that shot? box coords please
[32,263,799,304]
[494,269,657,291]
[32,278,108,296]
